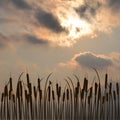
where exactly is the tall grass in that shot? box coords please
[0,71,120,120]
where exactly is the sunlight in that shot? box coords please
[59,10,93,45]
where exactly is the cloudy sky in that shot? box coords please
[0,0,120,88]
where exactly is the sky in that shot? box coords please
[0,0,120,89]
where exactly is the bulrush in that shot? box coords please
[89,87,93,98]
[52,90,55,101]
[95,82,98,96]
[48,86,51,102]
[34,86,37,100]
[105,73,108,90]
[66,88,69,101]
[81,89,84,100]
[62,92,65,102]
[4,85,8,97]
[26,73,30,87]
[83,77,88,92]
[116,83,119,96]
[9,76,13,92]
[0,72,120,120]
[109,82,112,95]
[1,93,4,103]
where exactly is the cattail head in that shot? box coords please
[81,89,84,100]
[4,85,8,97]
[1,93,4,102]
[77,81,80,89]
[75,87,79,98]
[38,77,40,91]
[26,73,30,86]
[98,83,101,101]
[39,89,42,100]
[105,73,108,89]
[109,82,112,95]
[16,81,20,98]
[95,82,98,96]
[89,87,93,98]
[88,96,91,105]
[19,81,23,97]
[116,82,119,96]
[52,90,55,101]
[62,92,65,102]
[28,83,32,95]
[9,90,12,100]
[58,86,61,98]
[113,90,116,101]
[9,76,13,92]
[48,86,51,102]
[83,77,88,92]
[56,83,59,95]
[66,88,69,100]
[34,86,37,99]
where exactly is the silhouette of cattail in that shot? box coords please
[105,73,108,89]
[19,81,23,97]
[95,82,98,96]
[48,86,51,102]
[109,82,112,95]
[9,76,13,92]
[52,90,55,101]
[66,89,69,100]
[83,77,88,92]
[1,93,4,103]
[116,83,119,96]
[89,87,93,98]
[26,73,30,86]
[98,83,101,101]
[34,86,37,99]
[38,77,41,91]
[113,91,116,101]
[81,89,84,100]
[56,83,59,95]
[40,89,42,100]
[4,85,8,97]
[62,92,65,102]
[88,96,91,105]
[28,83,32,95]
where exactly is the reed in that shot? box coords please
[0,72,120,120]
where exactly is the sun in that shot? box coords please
[58,9,93,46]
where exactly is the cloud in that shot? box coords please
[12,0,31,9]
[74,52,112,69]
[108,0,120,10]
[75,1,101,22]
[35,9,65,33]
[0,33,8,48]
[0,0,120,48]
[26,35,49,45]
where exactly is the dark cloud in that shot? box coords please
[12,0,31,9]
[0,33,8,48]
[0,0,31,10]
[108,0,120,10]
[26,35,49,45]
[75,1,101,21]
[75,52,112,69]
[35,9,65,33]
